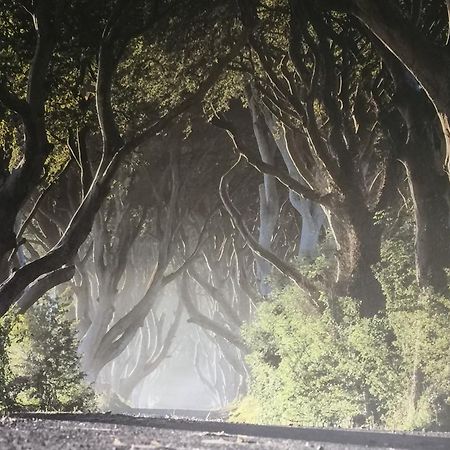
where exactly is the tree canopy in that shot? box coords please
[0,0,449,430]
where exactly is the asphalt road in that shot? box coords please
[0,413,449,450]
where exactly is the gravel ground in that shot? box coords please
[0,414,449,450]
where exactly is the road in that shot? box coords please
[0,413,449,449]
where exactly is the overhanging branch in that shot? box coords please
[15,265,76,314]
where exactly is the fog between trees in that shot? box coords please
[0,0,450,429]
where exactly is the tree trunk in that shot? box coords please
[404,148,450,291]
[263,112,325,260]
[248,92,280,295]
[78,279,116,381]
[378,44,450,292]
[330,202,385,317]
[289,193,325,260]
[257,184,279,294]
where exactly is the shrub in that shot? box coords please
[233,218,450,430]
[0,294,96,412]
[0,316,17,412]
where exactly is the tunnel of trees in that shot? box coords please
[0,0,449,431]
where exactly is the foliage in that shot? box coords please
[232,214,450,430]
[0,295,96,413]
[114,1,243,131]
[0,315,16,412]
[377,215,450,430]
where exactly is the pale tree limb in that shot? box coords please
[15,266,76,314]
[180,273,248,352]
[219,156,324,310]
[212,117,336,208]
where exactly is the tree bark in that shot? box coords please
[0,4,55,267]
[329,198,385,317]
[15,266,75,314]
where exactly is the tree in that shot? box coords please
[366,32,450,293]
[1,294,96,412]
[221,4,398,316]
[0,0,247,317]
[77,141,212,381]
[244,91,280,295]
[312,0,450,178]
[19,295,96,411]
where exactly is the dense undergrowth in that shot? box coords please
[0,295,96,413]
[232,217,450,431]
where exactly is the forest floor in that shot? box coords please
[1,413,449,449]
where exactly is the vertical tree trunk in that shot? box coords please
[378,45,450,292]
[264,113,325,260]
[289,193,325,260]
[404,147,450,291]
[257,185,279,294]
[330,202,385,317]
[249,93,280,295]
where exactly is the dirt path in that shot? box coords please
[1,413,448,449]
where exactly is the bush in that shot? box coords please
[0,316,17,412]
[0,294,96,412]
[232,288,400,427]
[232,220,450,430]
[377,228,450,430]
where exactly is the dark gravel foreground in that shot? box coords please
[0,413,449,450]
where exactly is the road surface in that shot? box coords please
[0,413,449,449]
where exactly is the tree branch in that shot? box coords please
[220,157,323,309]
[212,116,335,208]
[15,265,75,314]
